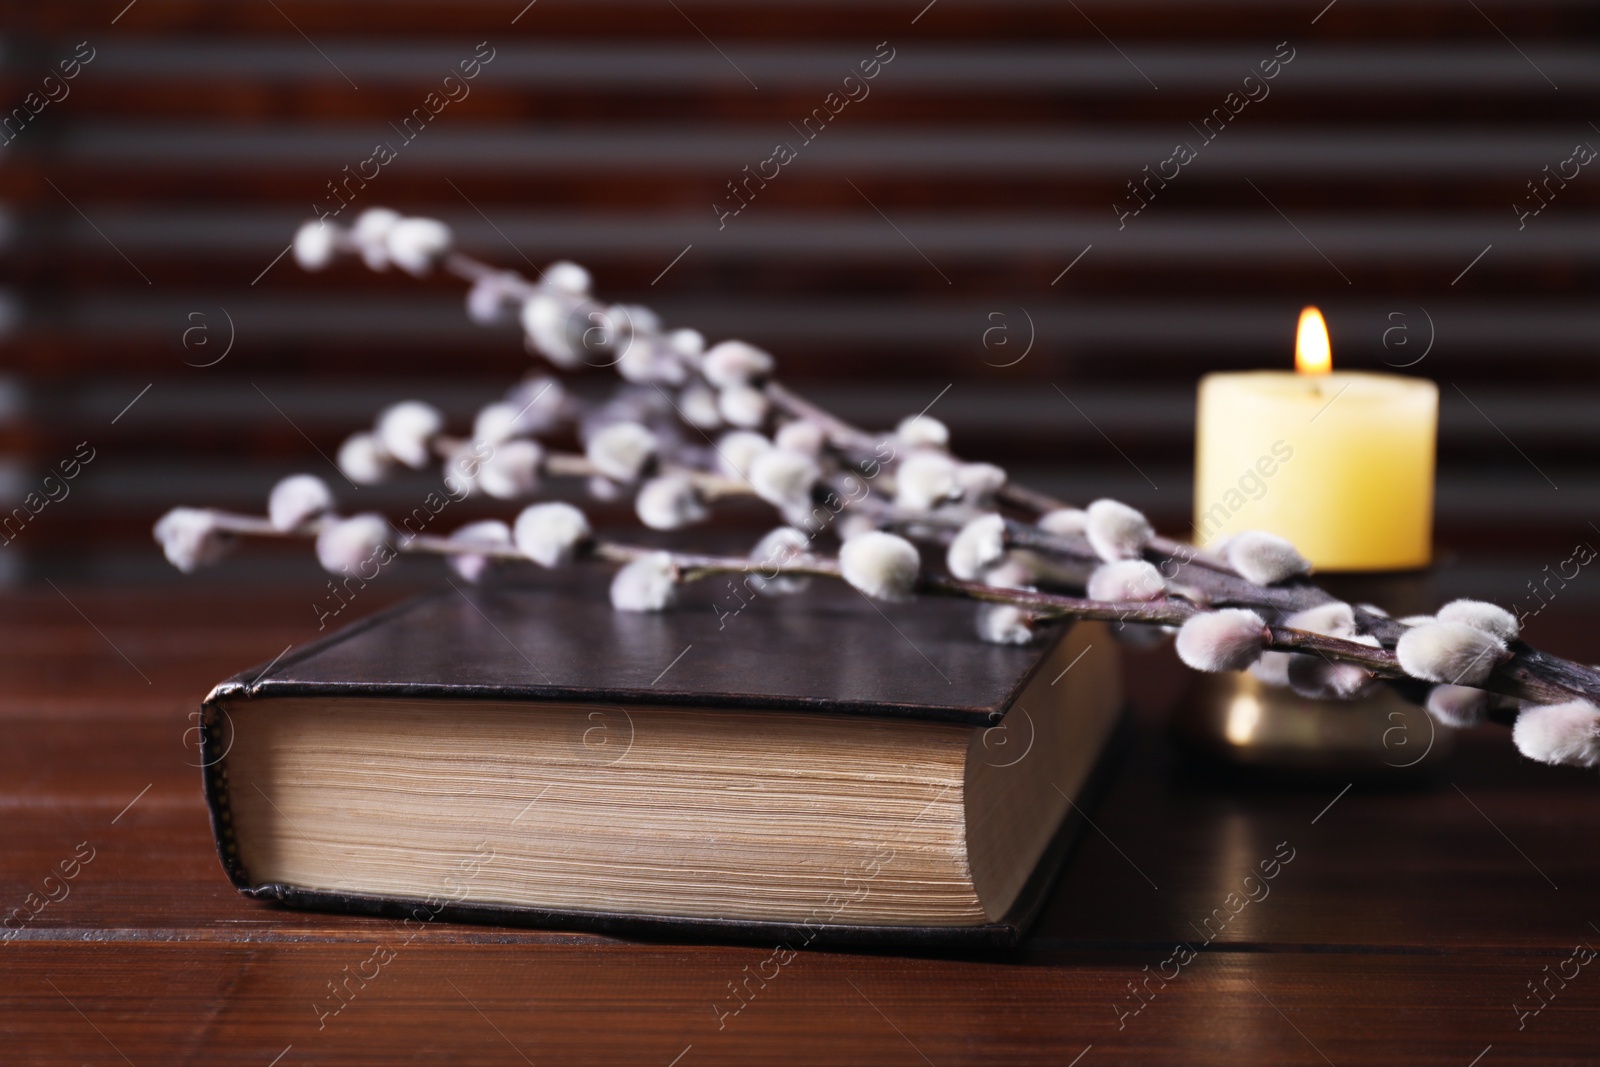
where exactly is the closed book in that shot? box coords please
[201,571,1123,947]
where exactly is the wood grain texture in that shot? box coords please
[2,584,1597,1064]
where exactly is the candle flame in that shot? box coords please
[1295,306,1332,375]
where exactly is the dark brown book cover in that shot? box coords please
[200,571,1125,948]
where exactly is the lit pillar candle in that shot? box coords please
[1193,308,1438,572]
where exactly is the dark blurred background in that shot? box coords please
[2,0,1597,605]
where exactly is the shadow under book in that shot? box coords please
[200,575,1123,947]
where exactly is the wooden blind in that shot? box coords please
[1,0,1595,594]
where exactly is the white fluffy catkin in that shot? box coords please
[610,552,678,612]
[894,451,959,511]
[513,502,590,568]
[1269,601,1365,699]
[1436,598,1520,642]
[702,340,774,388]
[292,220,338,271]
[981,556,1038,591]
[1426,684,1494,729]
[1225,530,1311,586]
[1287,634,1379,700]
[153,508,232,573]
[946,514,1007,581]
[466,273,515,325]
[617,335,683,387]
[503,375,567,434]
[839,531,921,602]
[385,217,452,276]
[749,449,820,513]
[336,432,395,485]
[635,474,707,531]
[520,290,586,368]
[718,384,770,429]
[472,401,523,445]
[352,208,400,270]
[587,475,624,502]
[315,514,393,575]
[836,511,879,543]
[679,384,724,430]
[1175,609,1268,672]
[955,462,1007,504]
[715,430,772,480]
[267,473,335,532]
[976,603,1034,645]
[748,526,811,595]
[1283,601,1357,639]
[645,333,694,379]
[585,421,657,483]
[895,414,949,450]
[543,260,591,295]
[669,327,704,358]
[441,443,483,498]
[1512,700,1600,767]
[447,519,512,584]
[376,400,444,469]
[774,419,825,457]
[1395,622,1507,686]
[1250,651,1294,688]
[1085,499,1153,562]
[1087,559,1166,602]
[476,439,544,500]
[1037,508,1088,537]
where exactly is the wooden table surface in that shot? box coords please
[3,583,1598,1066]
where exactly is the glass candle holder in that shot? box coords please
[1171,571,1452,779]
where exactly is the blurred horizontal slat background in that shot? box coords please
[1,0,1596,607]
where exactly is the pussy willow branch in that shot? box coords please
[445,250,1247,576]
[196,507,1453,687]
[426,437,755,501]
[442,250,1092,496]
[385,243,1600,707]
[877,509,1599,707]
